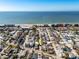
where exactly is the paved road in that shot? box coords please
[25,47,57,59]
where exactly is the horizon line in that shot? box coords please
[0,11,79,12]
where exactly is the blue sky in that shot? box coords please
[0,0,79,11]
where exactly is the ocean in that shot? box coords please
[0,12,79,24]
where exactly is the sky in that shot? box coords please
[0,0,79,11]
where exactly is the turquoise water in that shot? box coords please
[0,12,79,24]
